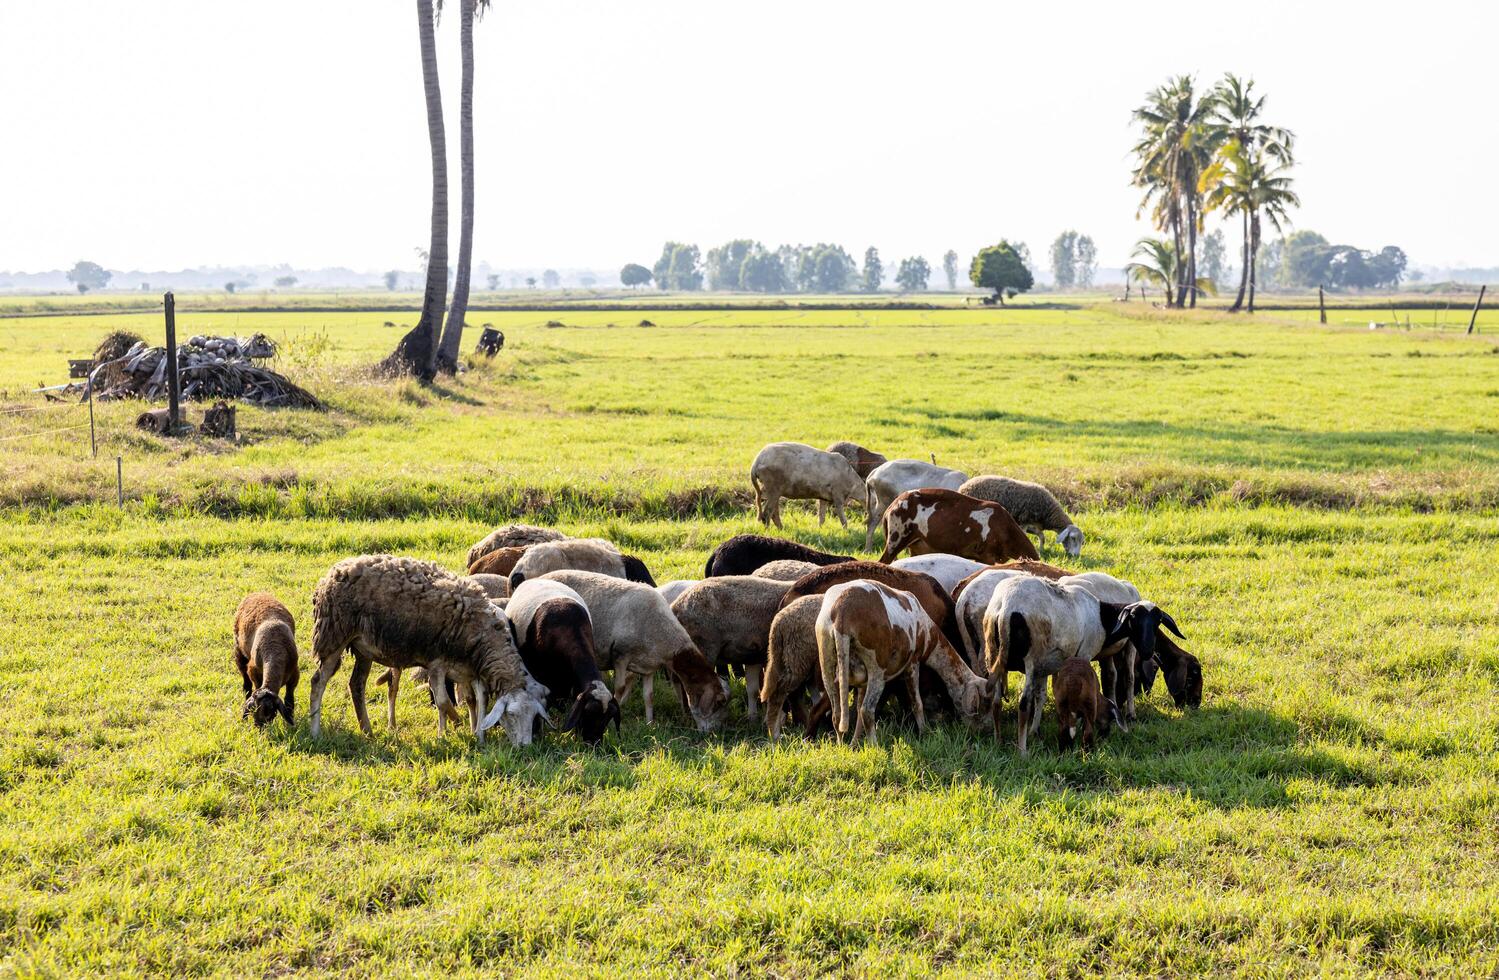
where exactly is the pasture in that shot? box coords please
[1,303,1497,974]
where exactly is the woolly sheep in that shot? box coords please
[656,580,699,605]
[751,559,818,581]
[760,594,826,740]
[959,475,1084,557]
[233,592,299,727]
[509,538,657,590]
[864,458,969,550]
[539,570,729,732]
[308,555,549,746]
[750,441,870,529]
[670,575,794,721]
[465,573,510,599]
[467,524,566,569]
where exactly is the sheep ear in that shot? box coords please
[278,699,294,725]
[1159,610,1184,638]
[538,699,556,729]
[241,697,254,719]
[561,695,586,732]
[1104,698,1121,728]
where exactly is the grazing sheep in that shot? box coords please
[816,581,988,745]
[826,440,888,479]
[307,555,549,746]
[656,580,699,605]
[704,534,854,578]
[864,458,969,550]
[465,574,510,599]
[981,575,1182,755]
[1052,657,1118,751]
[1156,634,1204,710]
[670,576,793,721]
[750,442,870,529]
[891,554,990,593]
[508,538,656,590]
[467,545,529,577]
[538,570,729,732]
[467,524,566,569]
[760,595,826,740]
[952,568,1032,671]
[751,559,818,581]
[959,475,1084,557]
[951,558,1072,601]
[780,560,965,655]
[233,592,299,727]
[877,488,1038,565]
[506,579,620,744]
[371,573,513,714]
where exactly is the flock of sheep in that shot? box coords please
[233,441,1202,754]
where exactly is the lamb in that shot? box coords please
[981,575,1182,755]
[749,441,870,529]
[656,580,699,605]
[233,592,299,727]
[826,440,887,479]
[467,545,529,577]
[538,570,729,732]
[816,580,988,745]
[703,534,854,577]
[864,458,969,549]
[891,554,991,593]
[751,559,818,581]
[508,538,657,590]
[760,595,826,740]
[307,555,549,746]
[467,524,566,569]
[959,475,1084,557]
[1052,657,1118,751]
[669,576,794,721]
[505,579,620,744]
[877,488,1039,565]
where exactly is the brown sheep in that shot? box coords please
[233,592,300,727]
[760,595,825,740]
[876,488,1038,565]
[1052,657,1118,751]
[466,524,566,569]
[467,545,529,577]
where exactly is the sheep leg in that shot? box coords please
[385,668,401,731]
[1121,652,1136,728]
[831,499,848,529]
[430,663,453,735]
[348,655,373,736]
[765,693,786,741]
[905,668,926,736]
[1098,657,1117,711]
[307,649,343,739]
[864,496,882,551]
[642,673,655,725]
[744,665,762,722]
[1016,662,1043,758]
[816,500,827,524]
[855,672,885,746]
[770,496,784,530]
[282,673,298,725]
[236,649,252,697]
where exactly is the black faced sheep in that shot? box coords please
[233,592,299,727]
[506,578,620,744]
[959,475,1084,557]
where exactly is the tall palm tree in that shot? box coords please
[1126,237,1218,308]
[1205,75,1295,312]
[383,0,449,381]
[1132,76,1218,308]
[435,0,490,373]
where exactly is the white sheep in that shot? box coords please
[891,554,991,593]
[508,538,656,589]
[864,458,970,550]
[749,441,870,529]
[656,580,699,606]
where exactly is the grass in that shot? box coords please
[1,301,1496,973]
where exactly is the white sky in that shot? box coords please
[2,0,1494,274]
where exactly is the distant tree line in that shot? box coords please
[628,241,971,293]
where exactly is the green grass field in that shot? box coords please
[2,303,1496,974]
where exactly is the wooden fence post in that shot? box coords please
[1468,285,1486,335]
[1318,285,1327,324]
[164,291,181,432]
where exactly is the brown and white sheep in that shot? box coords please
[538,570,729,732]
[669,576,794,721]
[308,555,549,746]
[704,534,854,578]
[508,538,656,590]
[751,559,819,581]
[505,578,620,744]
[816,580,988,744]
[864,458,969,550]
[233,592,299,727]
[467,524,566,569]
[1052,657,1118,751]
[959,475,1084,557]
[749,442,870,529]
[877,488,1038,565]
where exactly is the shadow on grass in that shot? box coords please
[291,685,1381,812]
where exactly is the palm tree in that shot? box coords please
[1132,77,1218,308]
[1205,75,1295,312]
[435,0,490,373]
[382,0,449,381]
[1126,237,1218,307]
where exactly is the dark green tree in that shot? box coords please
[969,241,1034,304]
[620,263,652,288]
[740,247,787,292]
[652,242,702,290]
[894,256,930,292]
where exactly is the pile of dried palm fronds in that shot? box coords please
[84,333,323,409]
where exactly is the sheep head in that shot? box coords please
[478,677,552,746]
[1160,645,1203,709]
[243,689,290,728]
[562,680,619,745]
[1057,524,1084,558]
[667,648,729,733]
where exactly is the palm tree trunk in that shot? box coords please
[382,0,448,381]
[1186,196,1199,308]
[1170,200,1186,309]
[1230,209,1249,312]
[1247,211,1260,313]
[436,0,476,374]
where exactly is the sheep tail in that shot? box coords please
[750,471,764,522]
[835,631,852,735]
